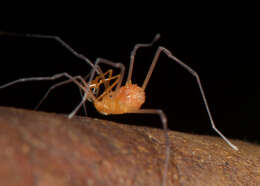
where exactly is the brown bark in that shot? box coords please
[0,106,259,186]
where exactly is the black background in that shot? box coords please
[0,5,259,145]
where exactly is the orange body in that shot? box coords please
[94,82,145,115]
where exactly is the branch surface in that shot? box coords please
[0,106,259,186]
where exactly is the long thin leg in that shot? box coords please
[127,34,160,82]
[0,72,98,118]
[142,46,239,151]
[0,31,101,75]
[81,65,103,115]
[0,73,85,90]
[1,31,104,116]
[36,69,115,111]
[34,75,94,110]
[68,92,88,118]
[129,109,170,186]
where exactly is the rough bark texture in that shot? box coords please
[0,106,259,186]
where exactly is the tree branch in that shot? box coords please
[0,106,259,186]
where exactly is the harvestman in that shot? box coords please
[0,32,238,186]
